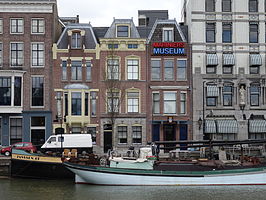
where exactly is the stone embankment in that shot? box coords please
[0,156,11,177]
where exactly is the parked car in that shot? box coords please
[0,142,37,156]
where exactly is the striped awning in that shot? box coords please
[206,85,219,97]
[250,54,262,66]
[223,54,235,65]
[204,120,216,134]
[216,119,238,134]
[249,120,266,133]
[206,54,218,65]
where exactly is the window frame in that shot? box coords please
[118,126,128,144]
[222,23,232,43]
[71,92,82,116]
[164,59,174,81]
[127,91,140,113]
[0,43,2,67]
[62,60,67,80]
[71,32,82,49]
[31,76,44,108]
[177,59,187,80]
[116,25,129,38]
[132,126,142,144]
[31,42,44,67]
[10,42,24,67]
[31,18,45,34]
[9,117,23,145]
[249,0,258,12]
[152,92,160,114]
[10,18,24,34]
[180,92,187,114]
[223,84,233,106]
[206,23,216,43]
[222,0,232,12]
[127,59,139,80]
[107,59,119,80]
[0,18,3,34]
[71,61,82,80]
[163,92,177,114]
[250,84,260,106]
[206,65,217,74]
[249,23,258,43]
[86,60,92,81]
[205,0,215,12]
[163,28,174,42]
[151,59,161,81]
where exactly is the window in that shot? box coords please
[223,85,233,106]
[206,65,217,74]
[117,26,129,37]
[10,43,23,67]
[222,23,232,43]
[249,0,258,12]
[107,91,119,113]
[163,28,173,42]
[86,61,91,81]
[0,77,11,106]
[107,59,119,80]
[127,59,139,80]
[0,19,2,34]
[207,97,217,106]
[0,118,1,145]
[153,93,160,114]
[128,44,138,49]
[87,127,96,144]
[223,66,233,74]
[164,59,174,80]
[14,77,22,106]
[0,43,2,67]
[206,85,218,106]
[31,43,44,67]
[10,19,23,34]
[32,77,44,107]
[72,127,81,134]
[31,19,45,34]
[31,117,45,127]
[85,93,89,116]
[10,118,22,144]
[250,65,260,74]
[180,93,186,114]
[250,23,258,43]
[71,61,82,80]
[250,84,260,106]
[132,126,142,144]
[64,93,68,116]
[71,32,81,49]
[91,92,97,116]
[127,91,139,113]
[108,44,119,49]
[177,60,187,80]
[206,0,215,12]
[222,0,231,12]
[71,92,82,115]
[118,126,127,144]
[206,23,216,43]
[62,61,67,80]
[164,92,176,114]
[151,59,161,80]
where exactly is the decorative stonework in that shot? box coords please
[205,14,216,21]
[223,45,233,52]
[222,14,232,21]
[206,45,216,52]
[249,45,259,52]
[249,14,259,21]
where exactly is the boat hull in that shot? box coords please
[64,162,266,186]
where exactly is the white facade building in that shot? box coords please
[183,0,266,141]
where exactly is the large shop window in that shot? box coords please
[118,126,127,144]
[71,61,82,80]
[71,92,82,115]
[10,118,22,144]
[132,126,142,144]
[107,59,119,80]
[127,91,139,113]
[163,92,176,114]
[151,59,161,81]
[127,59,139,80]
[31,77,44,107]
[10,42,23,67]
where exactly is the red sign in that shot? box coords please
[152,42,185,48]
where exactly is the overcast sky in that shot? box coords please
[57,0,183,27]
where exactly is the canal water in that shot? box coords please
[1,178,266,200]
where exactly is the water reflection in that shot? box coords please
[0,178,266,200]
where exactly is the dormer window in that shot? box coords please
[163,28,174,42]
[117,25,129,37]
[71,32,81,49]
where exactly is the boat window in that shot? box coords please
[48,137,56,143]
[58,136,64,143]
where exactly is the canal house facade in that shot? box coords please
[183,0,266,141]
[145,19,192,148]
[0,0,61,147]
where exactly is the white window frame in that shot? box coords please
[10,18,24,34]
[163,27,174,42]
[0,18,3,34]
[163,91,177,114]
[127,59,139,80]
[31,18,45,34]
[127,91,140,113]
[31,42,45,68]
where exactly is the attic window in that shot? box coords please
[117,26,129,37]
[71,32,81,49]
[163,28,174,42]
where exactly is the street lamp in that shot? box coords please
[55,92,63,152]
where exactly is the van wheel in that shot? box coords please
[4,151,11,156]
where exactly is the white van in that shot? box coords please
[41,134,93,153]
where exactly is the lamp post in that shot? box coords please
[55,92,63,151]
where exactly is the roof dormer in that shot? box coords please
[116,24,130,38]
[67,29,85,49]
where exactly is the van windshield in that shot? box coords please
[48,137,56,143]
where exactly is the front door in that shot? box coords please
[31,129,45,150]
[104,124,112,153]
[163,124,176,152]
[152,124,160,142]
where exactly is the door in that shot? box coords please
[152,124,160,142]
[104,124,112,153]
[180,124,188,150]
[31,130,45,150]
[163,124,176,152]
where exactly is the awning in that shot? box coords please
[249,120,266,133]
[250,54,262,66]
[206,54,218,65]
[204,120,216,134]
[223,54,235,65]
[206,85,219,97]
[216,119,238,134]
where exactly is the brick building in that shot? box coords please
[0,0,61,147]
